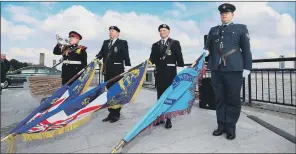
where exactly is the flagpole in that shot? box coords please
[111,140,126,153]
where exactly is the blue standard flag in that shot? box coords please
[112,53,207,153]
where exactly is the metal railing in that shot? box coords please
[93,57,296,107]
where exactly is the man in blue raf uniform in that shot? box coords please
[53,31,87,85]
[96,26,131,123]
[204,3,252,140]
[150,24,184,129]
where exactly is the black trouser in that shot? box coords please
[211,71,243,134]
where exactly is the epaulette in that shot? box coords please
[78,45,87,50]
[76,45,87,55]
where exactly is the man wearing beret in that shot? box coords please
[53,31,88,85]
[204,3,252,140]
[149,24,184,129]
[96,26,131,123]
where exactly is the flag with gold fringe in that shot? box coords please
[1,59,149,153]
[111,53,207,153]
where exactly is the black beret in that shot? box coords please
[218,3,236,13]
[109,26,120,32]
[69,31,82,40]
[158,24,170,31]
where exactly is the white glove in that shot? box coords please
[203,50,209,56]
[177,67,184,73]
[242,69,251,78]
[0,83,4,88]
[125,66,132,71]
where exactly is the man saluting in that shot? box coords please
[96,26,131,123]
[149,24,184,129]
[53,31,87,85]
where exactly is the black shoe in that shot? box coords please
[110,116,120,123]
[165,119,172,129]
[102,114,112,122]
[213,129,224,136]
[226,133,236,140]
[154,120,165,126]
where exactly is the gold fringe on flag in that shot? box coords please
[2,134,19,153]
[2,114,93,153]
[21,114,92,141]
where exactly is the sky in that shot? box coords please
[1,1,295,68]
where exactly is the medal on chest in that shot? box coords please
[114,47,118,53]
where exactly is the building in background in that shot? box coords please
[279,55,285,69]
[39,53,45,66]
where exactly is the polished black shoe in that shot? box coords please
[102,114,112,122]
[213,129,224,136]
[110,115,120,123]
[165,119,172,129]
[226,133,236,140]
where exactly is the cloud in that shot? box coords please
[1,17,34,40]
[174,2,187,11]
[39,6,203,65]
[4,4,40,26]
[1,2,295,69]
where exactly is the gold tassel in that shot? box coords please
[2,134,18,153]
[21,114,93,142]
[109,105,123,109]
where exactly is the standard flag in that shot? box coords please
[1,59,149,153]
[111,53,207,153]
[2,59,99,152]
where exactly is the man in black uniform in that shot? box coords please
[150,24,184,129]
[96,26,131,123]
[204,3,252,140]
[53,31,87,85]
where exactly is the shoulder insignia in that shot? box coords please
[76,46,87,55]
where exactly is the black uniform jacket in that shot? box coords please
[96,39,131,80]
[149,38,184,88]
[53,44,87,81]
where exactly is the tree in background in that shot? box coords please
[9,59,30,71]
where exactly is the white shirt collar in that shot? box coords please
[110,38,118,44]
[161,37,169,43]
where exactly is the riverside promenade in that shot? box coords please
[1,86,295,153]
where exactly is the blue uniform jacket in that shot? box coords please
[205,23,252,71]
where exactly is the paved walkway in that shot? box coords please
[1,87,295,153]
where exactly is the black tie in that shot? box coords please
[160,40,165,50]
[223,25,227,28]
[108,40,113,49]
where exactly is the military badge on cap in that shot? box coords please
[218,3,236,13]
[158,24,170,31]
